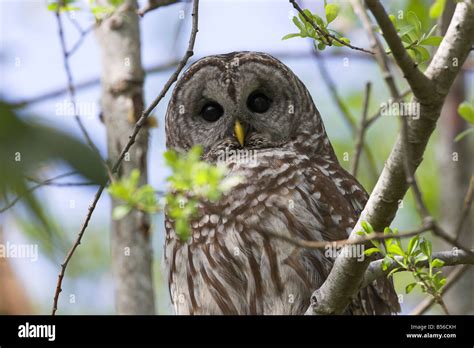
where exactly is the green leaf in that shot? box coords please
[175,218,190,240]
[387,267,401,278]
[429,0,446,19]
[382,256,392,271]
[325,3,340,24]
[406,11,422,36]
[414,253,429,265]
[411,46,430,63]
[312,13,326,28]
[419,36,443,46]
[398,24,415,38]
[333,37,350,47]
[458,101,474,124]
[420,238,432,258]
[292,16,307,37]
[112,205,131,220]
[389,14,398,31]
[387,243,405,256]
[405,282,417,294]
[364,247,380,256]
[454,127,474,142]
[407,236,420,256]
[431,258,445,268]
[282,33,301,40]
[361,221,374,234]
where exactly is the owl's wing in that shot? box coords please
[329,164,401,315]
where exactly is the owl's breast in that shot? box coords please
[164,149,357,314]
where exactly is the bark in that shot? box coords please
[437,0,474,314]
[95,0,155,314]
[306,0,474,315]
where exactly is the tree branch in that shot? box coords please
[365,0,435,101]
[264,224,431,251]
[290,0,374,55]
[351,82,371,177]
[410,265,471,315]
[312,51,378,182]
[54,9,113,181]
[363,249,474,287]
[305,0,474,315]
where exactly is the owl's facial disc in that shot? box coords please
[166,52,331,158]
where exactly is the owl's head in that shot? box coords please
[165,51,335,160]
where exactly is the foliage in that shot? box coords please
[429,0,447,19]
[387,11,443,63]
[283,1,350,51]
[358,221,447,304]
[455,99,474,142]
[47,0,80,12]
[46,0,125,19]
[108,146,241,241]
[0,102,107,227]
[108,169,159,219]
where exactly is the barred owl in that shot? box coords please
[164,51,400,315]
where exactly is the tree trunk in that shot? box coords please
[95,0,155,314]
[437,0,473,314]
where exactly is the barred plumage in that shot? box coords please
[164,52,400,315]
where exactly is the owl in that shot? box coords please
[164,51,400,315]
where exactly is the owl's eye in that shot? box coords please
[247,92,271,113]
[200,102,224,122]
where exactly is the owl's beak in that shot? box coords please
[234,120,246,147]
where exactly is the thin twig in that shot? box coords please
[410,265,471,315]
[26,176,96,187]
[351,0,400,98]
[364,89,411,127]
[54,8,113,181]
[313,51,378,182]
[0,172,78,213]
[51,185,105,315]
[51,0,200,315]
[10,51,386,108]
[365,0,435,101]
[290,0,374,55]
[264,224,431,251]
[454,175,474,241]
[351,82,371,177]
[364,250,474,287]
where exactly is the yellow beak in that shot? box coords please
[234,120,246,147]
